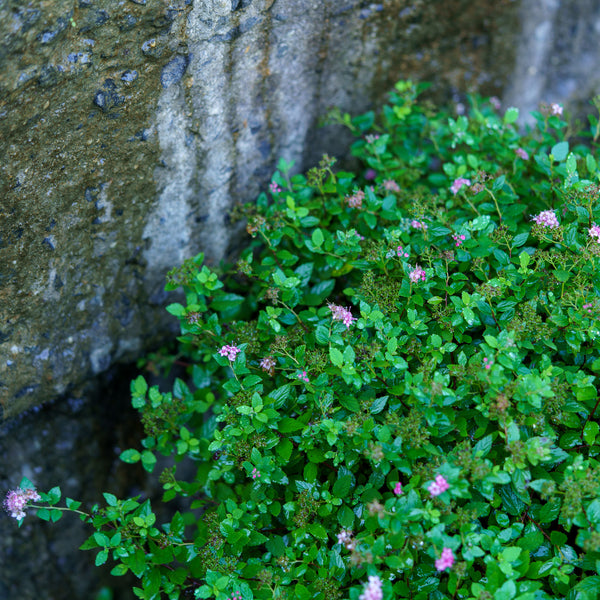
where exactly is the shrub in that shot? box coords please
[8,81,600,600]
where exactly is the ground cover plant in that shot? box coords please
[7,81,600,600]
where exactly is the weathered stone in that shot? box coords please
[0,0,522,419]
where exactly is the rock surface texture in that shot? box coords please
[0,0,519,418]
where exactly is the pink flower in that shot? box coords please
[450,178,471,195]
[515,148,529,160]
[337,528,356,550]
[550,103,563,116]
[589,224,600,242]
[428,474,449,497]
[393,482,403,496]
[452,233,466,247]
[227,592,242,600]
[346,190,365,209]
[435,547,455,571]
[483,357,492,370]
[365,168,377,181]
[4,486,41,521]
[328,303,356,329]
[218,344,241,361]
[383,179,400,192]
[490,96,501,110]
[359,575,383,600]
[396,245,409,259]
[583,302,594,313]
[269,181,282,194]
[297,370,310,383]
[532,209,559,229]
[365,134,380,144]
[410,219,428,231]
[409,266,426,284]
[259,356,276,375]
[251,467,260,480]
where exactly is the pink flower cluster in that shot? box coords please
[218,344,241,361]
[409,266,426,284]
[396,245,409,259]
[365,134,380,143]
[383,179,400,192]
[337,528,356,550]
[452,233,466,247]
[532,210,559,229]
[589,224,600,243]
[435,547,455,571]
[4,486,41,521]
[490,96,501,110]
[515,148,529,160]
[550,103,563,116]
[259,356,276,375]
[428,475,449,497]
[346,190,365,209]
[269,181,282,194]
[227,592,242,600]
[297,370,310,383]
[251,468,260,480]
[393,482,403,496]
[450,177,471,195]
[483,357,493,370]
[359,576,383,600]
[583,303,594,313]
[328,303,356,328]
[410,219,428,231]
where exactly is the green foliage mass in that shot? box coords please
[26,82,600,600]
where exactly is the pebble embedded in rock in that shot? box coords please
[160,55,188,88]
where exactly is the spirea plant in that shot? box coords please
[8,81,600,600]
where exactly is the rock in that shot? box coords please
[160,54,189,88]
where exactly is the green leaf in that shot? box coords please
[539,497,561,523]
[329,347,344,367]
[276,438,293,462]
[551,141,569,162]
[315,325,330,345]
[311,228,324,247]
[210,293,244,312]
[553,269,570,282]
[337,504,354,528]
[503,107,519,124]
[103,493,118,507]
[513,233,529,248]
[132,375,148,396]
[494,579,516,600]
[586,499,600,523]
[165,303,186,317]
[95,549,109,567]
[333,475,352,498]
[584,421,599,445]
[278,418,304,433]
[473,434,493,457]
[268,384,291,409]
[303,280,335,305]
[141,450,157,473]
[308,523,328,540]
[194,585,212,599]
[338,396,360,412]
[370,396,388,414]
[111,564,129,577]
